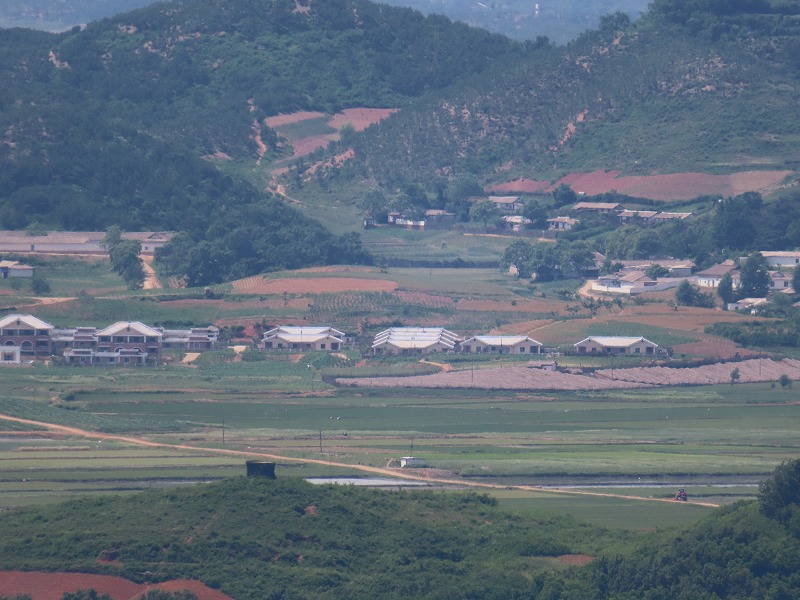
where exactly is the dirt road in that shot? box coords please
[0,414,720,507]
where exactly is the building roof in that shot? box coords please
[618,210,658,219]
[547,216,579,224]
[574,336,658,348]
[0,314,54,330]
[0,231,174,245]
[761,251,800,258]
[502,216,532,225]
[619,271,654,283]
[696,260,738,278]
[651,212,692,220]
[572,202,622,211]
[463,335,542,346]
[373,327,459,350]
[96,321,163,338]
[488,196,521,204]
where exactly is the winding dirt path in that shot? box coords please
[0,413,719,508]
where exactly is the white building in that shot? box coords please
[460,335,542,354]
[761,251,800,268]
[261,326,345,351]
[574,336,660,356]
[372,327,459,355]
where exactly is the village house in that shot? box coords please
[460,335,542,354]
[372,327,459,355]
[728,297,768,312]
[769,271,793,291]
[547,216,579,231]
[0,314,53,360]
[574,336,660,356]
[0,260,34,279]
[488,196,524,212]
[696,260,739,288]
[261,326,345,351]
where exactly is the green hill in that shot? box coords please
[341,0,800,187]
[0,476,608,600]
[2,460,800,599]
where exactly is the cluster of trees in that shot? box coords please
[501,239,595,281]
[101,226,144,290]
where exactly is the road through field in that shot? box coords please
[0,413,720,508]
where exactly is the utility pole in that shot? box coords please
[222,417,225,446]
[319,429,323,454]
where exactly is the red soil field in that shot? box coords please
[264,111,325,128]
[490,169,793,200]
[328,108,398,132]
[0,571,232,600]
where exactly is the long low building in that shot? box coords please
[0,231,174,255]
[372,327,460,355]
[574,336,660,356]
[261,326,345,351]
[461,335,542,355]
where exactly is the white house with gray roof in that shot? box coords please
[261,326,345,351]
[574,336,659,356]
[460,335,542,354]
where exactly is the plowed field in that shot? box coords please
[490,169,793,201]
[0,571,232,600]
[232,276,397,294]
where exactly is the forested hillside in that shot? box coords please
[3,0,800,283]
[2,461,800,599]
[0,0,522,283]
[338,0,800,187]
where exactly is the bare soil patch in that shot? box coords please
[329,108,398,131]
[556,554,594,566]
[339,366,650,391]
[596,357,800,385]
[492,170,793,200]
[0,571,232,600]
[232,276,397,294]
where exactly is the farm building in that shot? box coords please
[0,314,54,360]
[0,231,174,255]
[372,327,459,355]
[261,326,345,351]
[727,297,768,312]
[400,457,426,468]
[461,335,542,354]
[618,210,658,223]
[761,251,800,268]
[572,202,622,214]
[0,260,34,278]
[574,336,660,356]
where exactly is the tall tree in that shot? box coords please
[717,271,736,306]
[469,200,500,231]
[739,252,770,298]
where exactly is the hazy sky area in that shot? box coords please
[0,0,650,43]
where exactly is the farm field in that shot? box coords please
[1,256,797,530]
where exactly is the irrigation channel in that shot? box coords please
[0,413,722,508]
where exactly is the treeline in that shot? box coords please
[333,0,800,188]
[3,460,800,598]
